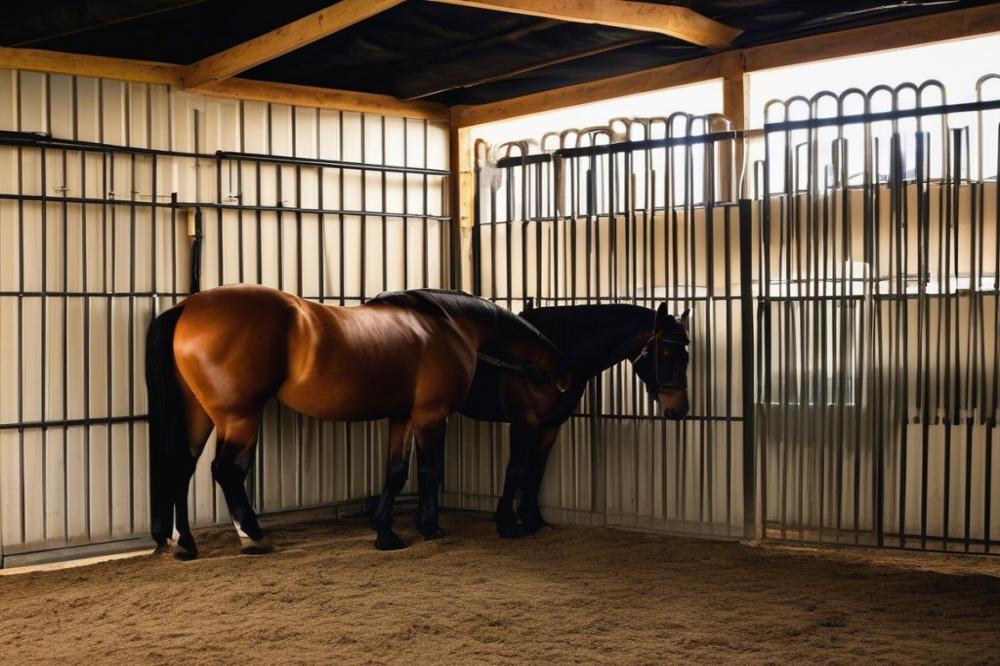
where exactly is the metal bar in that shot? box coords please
[764,98,1000,133]
[495,130,744,168]
[738,198,756,538]
[0,132,450,176]
[0,192,449,222]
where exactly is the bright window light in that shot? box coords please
[469,80,723,152]
[748,33,1000,128]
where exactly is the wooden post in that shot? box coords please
[720,51,748,201]
[449,109,476,292]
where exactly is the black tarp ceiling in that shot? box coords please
[2,0,996,105]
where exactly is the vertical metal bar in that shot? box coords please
[403,120,410,291]
[381,116,388,293]
[127,147,136,537]
[40,137,48,543]
[918,129,931,550]
[739,198,756,539]
[422,119,429,289]
[238,105,246,285]
[83,132,92,543]
[295,123,304,509]
[105,121,114,537]
[15,70,25,547]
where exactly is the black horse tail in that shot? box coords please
[145,305,186,547]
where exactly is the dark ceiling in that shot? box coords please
[2,1,996,105]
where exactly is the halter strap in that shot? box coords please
[477,352,567,391]
[477,351,535,377]
[632,331,689,391]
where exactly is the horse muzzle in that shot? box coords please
[657,389,689,420]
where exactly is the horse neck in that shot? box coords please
[561,306,653,380]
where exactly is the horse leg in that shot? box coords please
[170,390,213,560]
[494,424,530,539]
[415,424,446,540]
[210,414,271,555]
[370,419,411,551]
[517,425,560,534]
[170,454,199,559]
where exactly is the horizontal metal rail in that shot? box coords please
[0,192,450,222]
[763,97,1000,133]
[216,150,451,176]
[495,129,745,168]
[0,131,449,176]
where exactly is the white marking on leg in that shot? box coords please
[172,517,180,542]
[233,519,249,539]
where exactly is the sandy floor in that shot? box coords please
[1,511,999,665]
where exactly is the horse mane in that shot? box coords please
[370,289,557,349]
[371,288,501,320]
[520,303,654,348]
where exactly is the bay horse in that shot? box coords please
[145,285,570,557]
[459,302,690,537]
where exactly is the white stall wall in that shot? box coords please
[0,68,449,565]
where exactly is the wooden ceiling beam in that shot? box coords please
[0,47,447,121]
[426,0,741,49]
[198,78,449,121]
[182,0,406,90]
[0,47,184,85]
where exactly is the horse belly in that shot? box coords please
[277,362,413,422]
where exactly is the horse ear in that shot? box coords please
[654,302,669,329]
[680,308,691,334]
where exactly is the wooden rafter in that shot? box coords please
[182,0,406,90]
[426,0,741,49]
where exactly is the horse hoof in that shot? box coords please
[152,542,173,556]
[174,535,199,560]
[520,518,551,534]
[240,535,274,555]
[375,531,407,551]
[497,522,529,539]
[417,525,446,540]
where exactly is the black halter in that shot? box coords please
[631,331,689,391]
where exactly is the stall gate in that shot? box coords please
[461,78,1000,555]
[449,117,757,539]
[0,69,450,566]
[759,79,1000,553]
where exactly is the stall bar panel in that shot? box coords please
[451,118,757,539]
[0,69,450,564]
[759,80,1000,553]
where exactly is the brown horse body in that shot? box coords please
[146,285,569,557]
